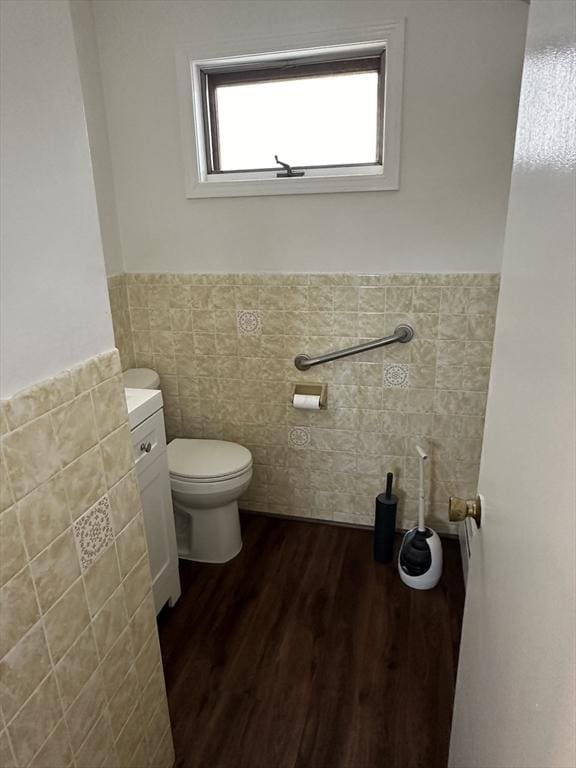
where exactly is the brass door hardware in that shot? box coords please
[449,495,482,528]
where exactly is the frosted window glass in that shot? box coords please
[215,72,379,171]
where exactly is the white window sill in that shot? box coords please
[187,166,398,199]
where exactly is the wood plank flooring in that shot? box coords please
[158,513,465,768]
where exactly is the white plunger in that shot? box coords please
[416,444,428,532]
[398,444,443,590]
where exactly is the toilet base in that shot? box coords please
[174,498,243,564]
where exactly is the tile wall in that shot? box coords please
[0,351,174,768]
[108,272,499,532]
[108,275,135,372]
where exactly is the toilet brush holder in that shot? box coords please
[374,472,397,563]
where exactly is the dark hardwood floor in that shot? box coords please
[158,513,465,768]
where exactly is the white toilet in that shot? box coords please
[123,368,252,564]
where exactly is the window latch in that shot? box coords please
[274,155,305,178]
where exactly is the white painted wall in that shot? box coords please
[70,0,124,276]
[0,0,114,398]
[92,0,528,274]
[449,2,576,765]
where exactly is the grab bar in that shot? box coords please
[294,324,414,371]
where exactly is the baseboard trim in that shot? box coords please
[239,507,459,539]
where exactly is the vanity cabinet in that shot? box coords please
[129,400,180,614]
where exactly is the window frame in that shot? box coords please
[203,55,385,174]
[177,21,405,198]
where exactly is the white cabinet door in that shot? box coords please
[131,410,180,614]
[138,450,181,614]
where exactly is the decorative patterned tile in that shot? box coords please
[236,310,262,337]
[288,426,311,449]
[73,495,114,572]
[383,363,410,388]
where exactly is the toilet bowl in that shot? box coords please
[168,439,252,563]
[123,368,253,563]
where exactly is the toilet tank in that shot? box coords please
[123,368,160,389]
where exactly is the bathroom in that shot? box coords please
[0,0,574,766]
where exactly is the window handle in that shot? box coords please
[274,155,305,178]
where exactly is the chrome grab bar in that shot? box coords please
[294,324,414,371]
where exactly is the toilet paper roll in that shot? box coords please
[292,393,321,410]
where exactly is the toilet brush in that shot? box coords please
[374,472,397,563]
[398,445,443,590]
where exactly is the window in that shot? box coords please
[204,57,382,173]
[178,23,405,197]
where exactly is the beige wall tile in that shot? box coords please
[438,314,468,340]
[100,627,134,700]
[412,287,441,313]
[129,592,156,653]
[17,474,71,559]
[3,373,74,432]
[91,376,128,440]
[28,720,73,768]
[144,696,171,758]
[7,673,62,766]
[114,703,146,768]
[0,728,15,768]
[108,666,140,739]
[0,567,40,658]
[116,516,147,579]
[386,287,413,312]
[358,313,387,337]
[465,340,493,366]
[0,623,51,721]
[0,403,10,437]
[2,347,172,765]
[358,287,386,312]
[435,389,487,416]
[333,286,358,311]
[72,352,121,394]
[150,727,175,768]
[140,662,167,725]
[107,471,141,533]
[65,668,106,752]
[134,631,162,691]
[0,451,15,513]
[130,307,150,331]
[83,544,121,617]
[149,308,172,331]
[29,529,80,613]
[75,713,117,768]
[100,425,133,488]
[43,578,90,663]
[132,331,151,354]
[51,393,98,467]
[61,445,107,522]
[92,586,128,658]
[123,556,152,618]
[0,505,27,587]
[55,625,99,710]
[2,415,61,501]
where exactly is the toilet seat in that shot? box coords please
[167,439,252,482]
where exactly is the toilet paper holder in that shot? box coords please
[292,383,328,408]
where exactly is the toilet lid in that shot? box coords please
[167,439,252,480]
[123,368,160,389]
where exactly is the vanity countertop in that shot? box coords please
[124,387,163,430]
